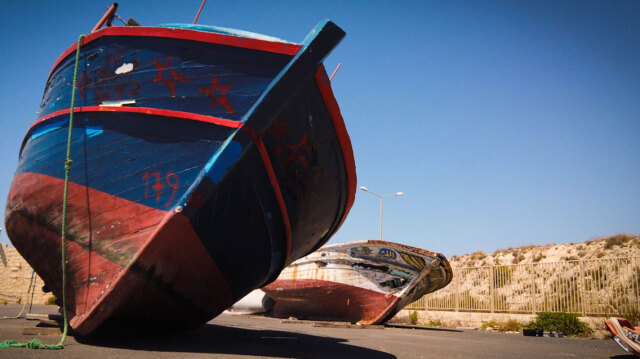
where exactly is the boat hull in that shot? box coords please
[5,22,355,334]
[605,317,640,357]
[262,241,452,325]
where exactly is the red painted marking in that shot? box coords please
[199,75,235,113]
[282,132,312,169]
[76,72,90,99]
[50,27,301,80]
[30,106,243,133]
[242,126,292,265]
[6,172,233,334]
[144,171,179,207]
[268,120,289,142]
[128,83,141,97]
[313,66,357,238]
[143,172,150,199]
[101,47,122,69]
[150,172,164,202]
[153,57,191,98]
[263,279,400,325]
[165,172,180,208]
[187,189,203,207]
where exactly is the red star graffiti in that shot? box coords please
[153,57,190,97]
[113,82,128,99]
[127,83,141,97]
[268,120,289,142]
[93,87,112,105]
[76,72,90,99]
[282,132,313,169]
[187,189,203,207]
[199,75,235,113]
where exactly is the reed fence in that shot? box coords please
[408,257,640,317]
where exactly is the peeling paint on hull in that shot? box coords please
[264,279,400,323]
[263,241,453,325]
[4,21,355,334]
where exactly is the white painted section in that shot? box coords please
[100,99,136,107]
[115,62,134,74]
[273,241,449,304]
[226,289,273,315]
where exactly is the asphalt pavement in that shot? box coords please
[0,304,631,358]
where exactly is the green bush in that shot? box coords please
[45,295,57,306]
[409,311,418,324]
[427,319,444,327]
[619,305,640,326]
[526,312,593,337]
[501,319,524,332]
[480,320,498,331]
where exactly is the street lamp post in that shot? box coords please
[359,186,403,241]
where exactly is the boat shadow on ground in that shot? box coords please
[75,322,397,358]
[384,323,463,332]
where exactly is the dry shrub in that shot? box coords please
[604,234,634,249]
[409,310,418,324]
[512,253,525,264]
[481,319,524,332]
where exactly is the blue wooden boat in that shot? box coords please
[4,11,355,334]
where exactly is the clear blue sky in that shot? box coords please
[1,1,638,257]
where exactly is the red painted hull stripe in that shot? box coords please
[50,27,301,79]
[242,126,292,265]
[29,105,294,265]
[31,106,243,133]
[314,65,357,236]
[264,278,401,325]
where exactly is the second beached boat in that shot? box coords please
[262,240,452,324]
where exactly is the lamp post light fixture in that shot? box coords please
[359,186,403,241]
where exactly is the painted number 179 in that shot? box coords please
[143,171,180,208]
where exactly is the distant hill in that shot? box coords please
[449,234,640,267]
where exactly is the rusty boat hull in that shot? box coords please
[4,20,355,334]
[262,240,452,324]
